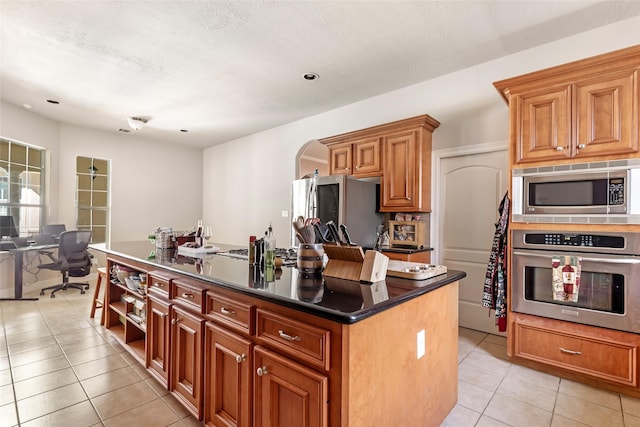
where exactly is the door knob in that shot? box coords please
[256,366,268,376]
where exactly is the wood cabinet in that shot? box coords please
[494,46,640,167]
[170,304,205,419]
[512,314,638,388]
[147,293,171,387]
[328,137,381,177]
[204,322,252,427]
[382,249,430,264]
[320,114,439,212]
[254,346,328,427]
[495,45,640,399]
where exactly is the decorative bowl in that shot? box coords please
[124,277,140,291]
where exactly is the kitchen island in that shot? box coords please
[92,241,465,427]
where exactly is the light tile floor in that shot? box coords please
[2,284,640,426]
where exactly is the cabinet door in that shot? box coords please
[575,70,639,159]
[513,85,572,164]
[254,346,328,427]
[147,295,171,388]
[352,137,382,177]
[381,130,421,211]
[171,305,205,419]
[204,323,252,427]
[329,143,352,175]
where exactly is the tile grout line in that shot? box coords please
[1,300,33,427]
[33,292,107,426]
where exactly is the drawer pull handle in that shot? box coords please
[577,144,586,149]
[154,282,164,288]
[556,146,564,151]
[256,366,268,376]
[220,307,236,315]
[181,293,194,299]
[235,353,247,363]
[559,347,582,355]
[278,330,301,342]
[171,318,180,325]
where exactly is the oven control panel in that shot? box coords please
[524,233,625,249]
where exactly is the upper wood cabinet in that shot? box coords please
[327,137,382,177]
[494,45,640,167]
[320,114,440,212]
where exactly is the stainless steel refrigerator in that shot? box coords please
[291,175,383,248]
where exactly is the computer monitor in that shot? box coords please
[0,216,19,238]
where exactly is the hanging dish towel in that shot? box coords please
[482,191,510,332]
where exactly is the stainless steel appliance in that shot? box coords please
[511,159,640,223]
[291,175,383,248]
[511,229,640,333]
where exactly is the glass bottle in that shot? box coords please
[249,235,256,265]
[562,258,575,295]
[264,224,276,268]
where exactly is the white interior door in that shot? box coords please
[433,144,508,335]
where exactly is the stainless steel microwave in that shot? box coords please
[512,161,640,224]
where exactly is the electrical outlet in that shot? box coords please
[281,210,289,218]
[417,329,426,359]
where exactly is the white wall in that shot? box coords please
[0,101,203,297]
[203,16,640,247]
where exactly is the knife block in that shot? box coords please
[322,244,388,283]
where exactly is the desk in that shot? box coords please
[1,244,57,301]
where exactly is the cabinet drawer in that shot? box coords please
[148,274,170,298]
[171,278,207,314]
[206,292,254,335]
[256,309,330,371]
[514,322,637,386]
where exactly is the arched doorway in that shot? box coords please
[295,140,329,179]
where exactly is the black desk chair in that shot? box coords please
[38,230,93,298]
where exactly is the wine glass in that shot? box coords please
[203,226,212,246]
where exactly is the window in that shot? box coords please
[0,138,45,237]
[76,156,109,243]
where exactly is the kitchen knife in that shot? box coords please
[313,223,330,243]
[326,221,342,246]
[339,224,354,245]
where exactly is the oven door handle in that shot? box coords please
[512,251,640,265]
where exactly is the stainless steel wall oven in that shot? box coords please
[511,230,640,333]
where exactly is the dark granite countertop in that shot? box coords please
[91,241,465,324]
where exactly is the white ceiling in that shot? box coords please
[1,1,639,149]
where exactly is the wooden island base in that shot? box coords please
[342,282,459,426]
[97,243,462,427]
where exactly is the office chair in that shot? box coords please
[33,233,56,245]
[38,230,93,298]
[43,224,66,243]
[43,224,66,237]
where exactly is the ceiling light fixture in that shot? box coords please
[127,116,148,131]
[302,72,319,81]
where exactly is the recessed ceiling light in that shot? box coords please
[302,72,319,81]
[46,99,60,104]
